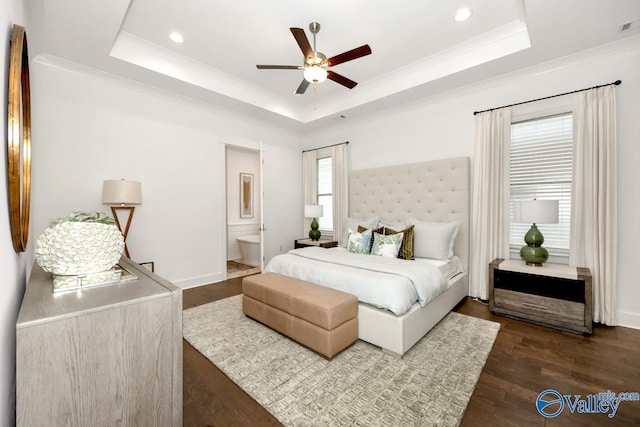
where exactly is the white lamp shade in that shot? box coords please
[304,204,324,218]
[514,200,558,224]
[303,66,328,83]
[102,180,142,205]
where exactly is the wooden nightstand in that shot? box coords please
[489,258,592,334]
[295,239,338,249]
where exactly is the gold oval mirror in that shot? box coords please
[7,24,32,252]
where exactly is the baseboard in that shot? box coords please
[173,272,226,289]
[617,310,640,330]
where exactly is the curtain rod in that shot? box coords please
[302,141,349,153]
[473,80,621,116]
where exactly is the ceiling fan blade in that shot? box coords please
[294,79,310,95]
[290,27,314,60]
[327,45,372,67]
[256,65,303,70]
[327,71,357,89]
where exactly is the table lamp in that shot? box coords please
[304,204,324,241]
[513,199,558,266]
[102,179,142,258]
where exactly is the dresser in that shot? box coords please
[489,258,592,334]
[16,257,183,426]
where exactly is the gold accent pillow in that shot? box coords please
[384,225,415,260]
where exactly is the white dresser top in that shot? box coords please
[498,259,578,280]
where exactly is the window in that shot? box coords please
[510,113,573,259]
[317,156,333,234]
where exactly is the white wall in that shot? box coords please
[1,2,27,425]
[30,60,302,289]
[306,39,640,329]
[226,146,261,261]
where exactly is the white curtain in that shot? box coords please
[470,108,512,299]
[570,86,617,325]
[302,150,317,236]
[332,143,349,245]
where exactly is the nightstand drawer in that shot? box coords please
[494,289,584,327]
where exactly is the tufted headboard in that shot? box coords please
[349,157,470,270]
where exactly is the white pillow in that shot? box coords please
[379,219,407,232]
[347,229,373,254]
[371,231,404,258]
[408,219,460,260]
[341,217,379,247]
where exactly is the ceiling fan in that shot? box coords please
[256,22,372,95]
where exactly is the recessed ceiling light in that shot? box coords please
[455,8,472,22]
[169,32,184,43]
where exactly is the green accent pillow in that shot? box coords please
[341,217,379,248]
[358,225,384,249]
[384,225,415,260]
[347,229,373,254]
[371,231,404,258]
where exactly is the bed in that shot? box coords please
[266,156,469,356]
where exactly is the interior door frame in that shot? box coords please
[259,141,265,270]
[223,140,264,278]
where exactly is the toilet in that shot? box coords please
[236,234,261,267]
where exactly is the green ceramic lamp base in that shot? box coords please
[309,218,321,241]
[520,223,549,266]
[520,245,549,266]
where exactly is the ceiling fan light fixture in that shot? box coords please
[256,22,371,94]
[304,66,327,83]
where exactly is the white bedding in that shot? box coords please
[415,256,464,281]
[264,247,450,316]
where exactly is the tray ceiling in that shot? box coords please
[28,0,640,128]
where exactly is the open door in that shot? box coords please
[224,142,264,279]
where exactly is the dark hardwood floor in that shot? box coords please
[183,278,640,426]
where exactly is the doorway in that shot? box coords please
[225,145,262,279]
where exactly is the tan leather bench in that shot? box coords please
[242,272,358,359]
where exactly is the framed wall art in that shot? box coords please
[240,173,253,218]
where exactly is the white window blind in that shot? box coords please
[317,157,333,233]
[510,113,573,256]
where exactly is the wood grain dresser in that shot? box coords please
[16,257,182,426]
[489,258,592,334]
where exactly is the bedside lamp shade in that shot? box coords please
[514,200,559,224]
[102,180,142,206]
[102,179,142,259]
[513,199,558,266]
[304,204,324,219]
[304,204,324,241]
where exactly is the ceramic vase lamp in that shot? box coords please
[513,199,559,266]
[304,204,324,241]
[34,211,125,291]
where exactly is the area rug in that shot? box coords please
[183,295,500,426]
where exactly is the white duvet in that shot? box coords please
[264,247,447,316]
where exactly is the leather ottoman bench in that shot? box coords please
[242,272,358,359]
